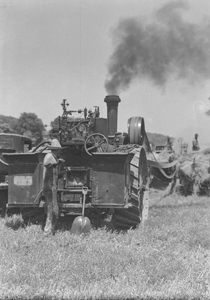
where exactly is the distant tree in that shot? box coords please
[15,112,45,144]
[0,123,14,133]
[49,116,60,138]
[50,117,59,129]
[0,115,18,133]
[147,132,170,146]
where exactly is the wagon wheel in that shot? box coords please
[85,133,109,156]
[137,148,149,215]
[32,140,51,153]
[125,147,149,226]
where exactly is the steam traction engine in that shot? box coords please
[4,95,149,229]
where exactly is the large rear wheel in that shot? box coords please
[111,147,149,230]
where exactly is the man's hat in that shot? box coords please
[47,139,65,150]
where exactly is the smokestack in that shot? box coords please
[104,95,121,135]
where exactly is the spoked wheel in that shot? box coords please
[85,133,109,156]
[135,147,149,219]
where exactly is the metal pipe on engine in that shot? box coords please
[104,95,121,136]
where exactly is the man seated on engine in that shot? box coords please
[192,133,200,151]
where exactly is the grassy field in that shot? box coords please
[0,190,210,300]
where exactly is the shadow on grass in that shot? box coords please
[56,215,75,231]
[151,201,209,209]
[56,214,127,234]
[3,212,124,234]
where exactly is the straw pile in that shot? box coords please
[156,150,178,163]
[147,149,178,163]
[176,150,210,196]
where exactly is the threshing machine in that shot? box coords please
[3,95,149,229]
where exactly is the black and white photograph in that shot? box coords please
[0,0,210,299]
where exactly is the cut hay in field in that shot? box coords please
[177,150,210,196]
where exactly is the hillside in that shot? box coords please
[0,115,17,123]
[146,132,170,147]
[0,114,170,145]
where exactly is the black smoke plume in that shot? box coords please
[105,1,210,94]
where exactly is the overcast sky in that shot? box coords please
[1,0,210,148]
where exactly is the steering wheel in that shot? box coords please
[85,134,109,156]
[31,140,51,153]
